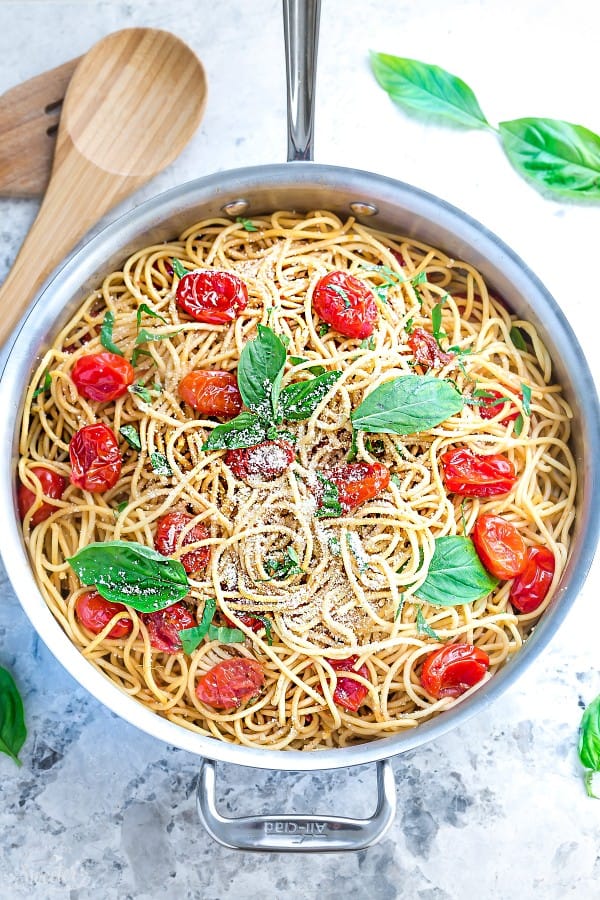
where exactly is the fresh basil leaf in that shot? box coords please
[360,336,376,350]
[405,317,415,335]
[431,301,447,344]
[136,303,168,330]
[150,452,172,476]
[522,383,532,416]
[278,371,341,422]
[172,258,191,279]
[351,374,464,435]
[415,607,441,640]
[100,310,124,357]
[119,425,142,451]
[579,695,600,798]
[203,412,268,451]
[136,328,181,346]
[513,414,524,436]
[328,535,341,557]
[509,326,528,351]
[264,546,304,580]
[32,371,52,400]
[68,540,189,611]
[236,216,258,232]
[238,325,287,420]
[390,473,402,488]
[114,499,129,517]
[289,357,327,376]
[318,323,330,337]
[179,597,216,654]
[207,624,246,644]
[347,428,359,462]
[251,614,274,645]
[129,383,153,404]
[415,536,499,606]
[314,472,343,519]
[370,52,489,129]
[131,347,154,367]
[0,666,26,766]
[499,118,600,199]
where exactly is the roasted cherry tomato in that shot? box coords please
[195,657,264,708]
[510,546,555,613]
[141,602,196,653]
[225,439,295,481]
[323,461,390,513]
[75,590,132,639]
[407,327,454,368]
[179,370,242,420]
[312,271,377,339]
[176,269,248,325]
[69,423,122,493]
[326,656,370,712]
[472,513,527,580]
[224,612,264,633]
[440,448,517,498]
[420,643,490,699]
[18,466,66,526]
[478,388,521,424]
[71,352,134,402]
[154,511,210,574]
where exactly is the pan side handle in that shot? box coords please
[196,758,396,852]
[282,0,321,162]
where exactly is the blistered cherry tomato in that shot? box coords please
[176,269,248,325]
[421,643,490,699]
[195,657,264,708]
[75,590,132,639]
[440,448,517,498]
[407,327,454,368]
[18,466,66,526]
[478,388,521,424]
[179,370,242,420]
[472,514,527,580]
[154,511,210,574]
[312,271,377,339]
[141,602,196,653]
[323,461,390,513]
[71,352,134,402]
[69,423,122,493]
[225,439,295,481]
[327,656,370,712]
[510,546,555,613]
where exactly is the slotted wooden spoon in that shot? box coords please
[0,28,207,348]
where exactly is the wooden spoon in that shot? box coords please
[0,28,207,348]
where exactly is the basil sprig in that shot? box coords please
[415,536,498,606]
[178,597,245,653]
[0,667,27,766]
[578,695,600,798]
[351,374,463,435]
[100,310,124,357]
[68,540,189,611]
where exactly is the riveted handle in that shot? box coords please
[282,0,321,161]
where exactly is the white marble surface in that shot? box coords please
[1,1,599,897]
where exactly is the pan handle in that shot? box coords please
[282,0,321,162]
[196,757,396,852]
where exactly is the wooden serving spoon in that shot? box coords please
[0,28,207,348]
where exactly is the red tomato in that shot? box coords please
[176,270,248,325]
[440,448,518,498]
[472,514,527,580]
[478,388,521,424]
[224,612,264,633]
[69,423,122,493]
[510,546,555,613]
[326,656,370,712]
[18,466,66,526]
[179,370,242,420]
[407,327,454,368]
[75,590,132,639]
[421,643,490,699]
[154,511,210,574]
[323,461,390,512]
[225,439,295,481]
[71,352,134,402]
[312,271,377,339]
[195,657,265,708]
[141,602,196,653]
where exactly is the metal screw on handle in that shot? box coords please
[196,758,397,852]
[283,0,321,161]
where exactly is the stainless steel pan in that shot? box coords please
[1,0,598,852]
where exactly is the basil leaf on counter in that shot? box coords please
[136,303,168,330]
[415,607,442,641]
[351,374,464,435]
[150,452,172,476]
[499,118,600,199]
[578,695,600,798]
[238,325,287,420]
[278,371,341,421]
[314,473,343,519]
[68,540,189,611]
[370,53,489,129]
[415,536,499,606]
[179,597,217,655]
[207,624,245,644]
[119,425,142,451]
[0,667,27,767]
[172,258,191,279]
[202,412,268,451]
[509,326,528,351]
[100,310,124,357]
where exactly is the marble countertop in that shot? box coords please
[1,1,599,897]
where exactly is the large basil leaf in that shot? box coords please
[351,374,463,435]
[499,118,600,199]
[0,667,27,766]
[415,536,498,606]
[579,694,600,798]
[238,325,287,420]
[202,412,268,451]
[370,53,488,129]
[278,371,341,421]
[68,540,189,611]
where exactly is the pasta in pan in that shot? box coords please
[18,211,575,749]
